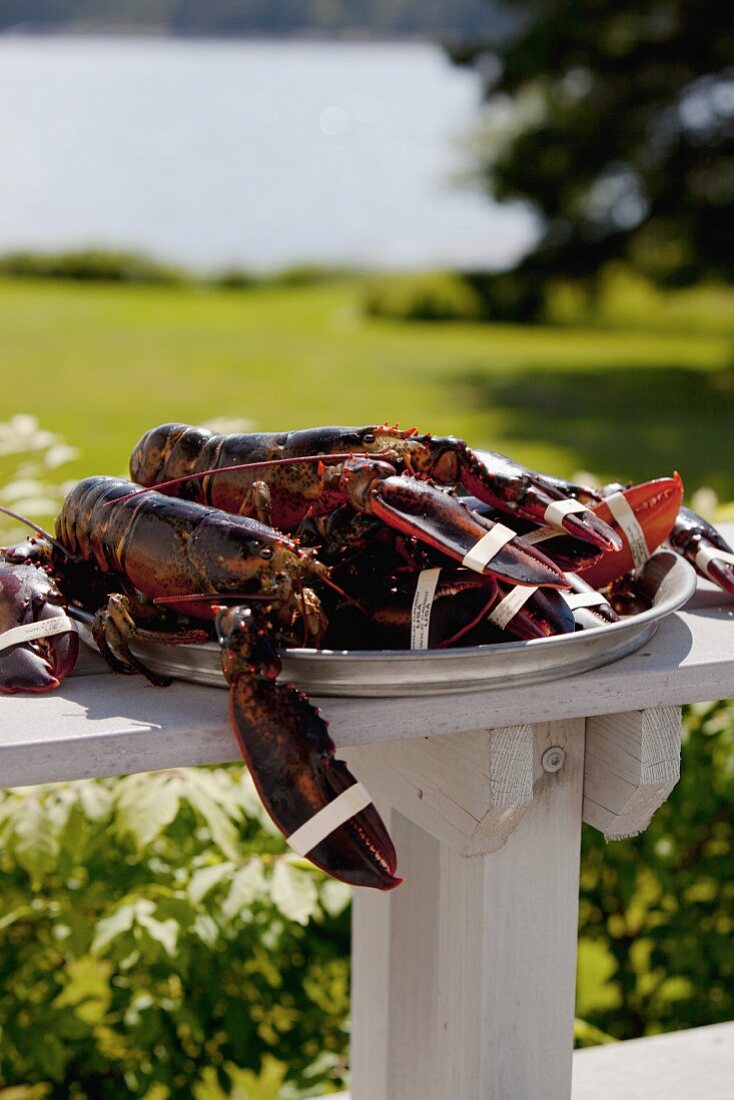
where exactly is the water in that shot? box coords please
[0,35,536,272]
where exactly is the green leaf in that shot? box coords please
[0,905,34,932]
[185,771,241,860]
[77,780,113,822]
[319,878,352,918]
[115,773,183,848]
[193,913,219,947]
[194,1057,288,1100]
[91,902,136,953]
[13,794,61,884]
[192,1067,229,1100]
[35,1034,68,1082]
[270,860,319,926]
[53,955,113,1024]
[222,859,265,922]
[134,899,179,957]
[142,1085,170,1100]
[188,862,235,905]
[0,1087,53,1100]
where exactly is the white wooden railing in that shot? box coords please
[3,528,734,1099]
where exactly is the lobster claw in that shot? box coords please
[460,448,622,552]
[486,582,575,641]
[217,606,401,890]
[580,476,684,589]
[341,459,569,589]
[0,557,79,694]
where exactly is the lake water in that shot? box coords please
[0,36,536,272]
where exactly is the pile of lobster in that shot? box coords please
[2,423,734,891]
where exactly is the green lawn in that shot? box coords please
[2,276,733,498]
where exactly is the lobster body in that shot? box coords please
[130,422,621,552]
[56,476,324,625]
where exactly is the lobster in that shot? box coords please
[1,454,582,891]
[129,423,622,553]
[4,477,403,890]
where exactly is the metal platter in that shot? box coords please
[71,550,696,697]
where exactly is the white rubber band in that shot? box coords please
[0,615,77,653]
[605,492,649,570]
[287,782,373,857]
[462,523,517,573]
[410,567,441,650]
[562,590,607,611]
[695,545,734,575]
[522,525,557,545]
[489,585,538,630]
[543,498,588,527]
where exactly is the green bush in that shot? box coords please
[0,251,186,285]
[0,768,351,1099]
[577,700,734,1039]
[362,271,484,322]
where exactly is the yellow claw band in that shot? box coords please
[287,783,373,857]
[488,585,538,629]
[462,523,517,573]
[543,498,588,527]
[0,615,77,652]
[604,492,649,570]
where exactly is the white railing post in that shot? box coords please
[349,706,684,1100]
[350,719,585,1100]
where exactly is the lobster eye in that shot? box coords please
[260,547,274,560]
[362,432,375,444]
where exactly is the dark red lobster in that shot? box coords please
[0,446,580,891]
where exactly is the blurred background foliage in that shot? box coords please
[451,0,734,318]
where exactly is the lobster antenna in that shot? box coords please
[107,452,376,505]
[153,592,280,606]
[437,587,500,648]
[0,504,72,558]
[318,572,365,613]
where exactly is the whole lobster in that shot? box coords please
[129,422,622,552]
[4,477,403,890]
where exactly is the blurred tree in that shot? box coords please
[452,0,734,309]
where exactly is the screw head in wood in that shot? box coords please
[541,746,566,773]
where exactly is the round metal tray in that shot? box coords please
[71,551,695,697]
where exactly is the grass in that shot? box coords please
[2,276,733,501]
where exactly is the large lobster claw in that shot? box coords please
[580,476,684,589]
[0,557,78,693]
[340,459,570,589]
[217,606,401,890]
[457,448,622,553]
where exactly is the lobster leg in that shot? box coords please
[217,606,401,890]
[91,593,208,686]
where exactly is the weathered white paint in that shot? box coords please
[334,1020,734,1099]
[351,720,585,1100]
[346,725,534,857]
[572,1020,734,1100]
[583,706,682,839]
